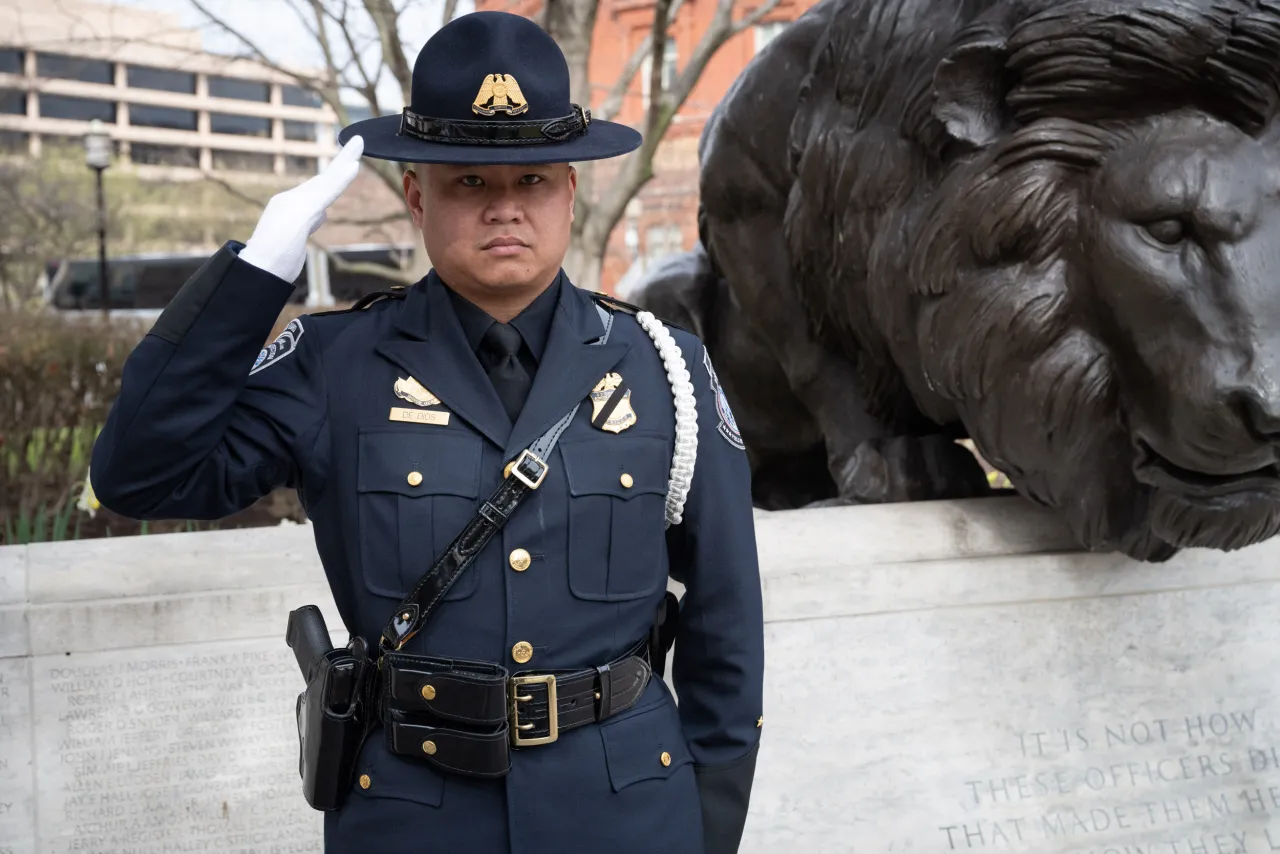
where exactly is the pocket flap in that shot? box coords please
[352,739,444,808]
[561,436,670,499]
[600,700,692,792]
[358,430,482,498]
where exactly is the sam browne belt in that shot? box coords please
[379,639,652,777]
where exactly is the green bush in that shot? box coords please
[0,309,310,544]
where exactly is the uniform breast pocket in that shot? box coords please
[357,430,483,601]
[560,435,671,602]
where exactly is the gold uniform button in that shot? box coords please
[420,684,436,701]
[512,641,534,664]
[358,774,371,789]
[407,471,423,487]
[620,473,634,488]
[509,548,532,572]
[660,752,672,767]
[422,740,437,755]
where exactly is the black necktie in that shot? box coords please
[479,321,532,423]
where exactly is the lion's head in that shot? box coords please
[904,0,1280,559]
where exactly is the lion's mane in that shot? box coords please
[787,0,1280,558]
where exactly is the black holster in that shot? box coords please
[650,590,681,679]
[287,607,375,811]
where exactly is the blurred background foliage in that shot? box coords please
[0,307,324,545]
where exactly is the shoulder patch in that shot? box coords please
[703,348,744,450]
[250,317,304,375]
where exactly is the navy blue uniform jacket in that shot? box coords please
[90,243,765,854]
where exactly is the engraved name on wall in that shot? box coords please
[33,643,321,854]
[0,658,34,854]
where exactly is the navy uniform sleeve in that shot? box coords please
[90,241,329,520]
[666,333,765,854]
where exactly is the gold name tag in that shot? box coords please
[389,407,450,426]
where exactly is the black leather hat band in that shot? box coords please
[398,103,592,146]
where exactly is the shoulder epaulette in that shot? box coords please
[589,291,641,315]
[311,286,407,316]
[590,291,691,336]
[353,287,408,310]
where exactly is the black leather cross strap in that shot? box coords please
[381,643,651,777]
[379,305,614,654]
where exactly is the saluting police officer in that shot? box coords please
[90,10,763,854]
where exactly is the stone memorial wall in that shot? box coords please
[2,497,1278,853]
[0,523,337,854]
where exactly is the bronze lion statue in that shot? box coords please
[624,0,1280,561]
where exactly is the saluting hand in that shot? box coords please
[238,135,365,283]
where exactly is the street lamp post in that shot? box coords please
[83,119,112,318]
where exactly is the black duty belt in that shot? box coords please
[380,640,652,777]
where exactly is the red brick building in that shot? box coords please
[476,0,815,291]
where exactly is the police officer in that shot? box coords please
[90,10,763,854]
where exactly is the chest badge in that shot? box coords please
[394,376,442,408]
[590,372,637,433]
[390,376,450,425]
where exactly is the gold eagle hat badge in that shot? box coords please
[472,73,529,116]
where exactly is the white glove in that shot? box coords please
[238,135,365,283]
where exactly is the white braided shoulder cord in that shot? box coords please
[634,311,698,527]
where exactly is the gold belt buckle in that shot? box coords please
[509,674,558,746]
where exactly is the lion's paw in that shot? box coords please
[835,435,993,504]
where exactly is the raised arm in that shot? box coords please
[90,137,364,520]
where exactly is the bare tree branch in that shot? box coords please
[281,0,326,46]
[327,213,409,227]
[299,0,355,124]
[643,0,675,140]
[195,171,273,210]
[674,0,782,110]
[186,0,320,90]
[442,0,460,28]
[566,0,783,289]
[595,42,648,123]
[594,0,687,123]
[326,0,383,105]
[362,0,414,105]
[542,0,600,104]
[194,170,398,228]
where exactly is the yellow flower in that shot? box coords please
[77,472,100,517]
